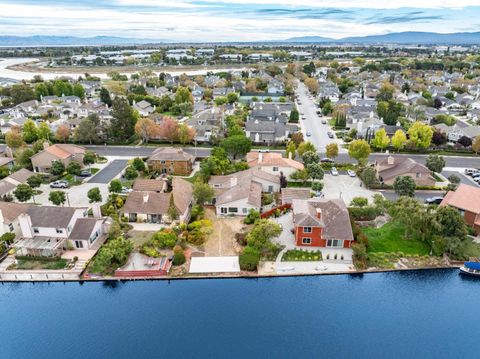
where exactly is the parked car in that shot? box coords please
[331,167,339,176]
[301,116,306,120]
[347,170,356,177]
[50,180,69,189]
[120,187,133,195]
[320,157,334,163]
[321,119,327,124]
[425,196,444,205]
[316,110,321,114]
[472,173,480,179]
[327,132,334,138]
[258,149,270,153]
[79,169,92,177]
[306,131,311,137]
[465,169,480,176]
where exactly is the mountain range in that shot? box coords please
[1,32,480,46]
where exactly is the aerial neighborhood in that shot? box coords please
[1,43,480,281]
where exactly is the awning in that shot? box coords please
[465,262,480,270]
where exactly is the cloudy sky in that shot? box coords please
[1,0,479,41]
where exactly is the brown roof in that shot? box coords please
[377,156,432,181]
[292,198,354,241]
[27,206,81,228]
[0,202,31,223]
[32,144,85,162]
[132,179,166,192]
[0,157,14,167]
[7,168,34,184]
[123,191,170,215]
[246,152,304,171]
[281,188,311,202]
[69,218,99,240]
[147,147,195,162]
[172,177,193,214]
[440,184,480,214]
[0,181,16,196]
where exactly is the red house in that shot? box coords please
[292,198,354,248]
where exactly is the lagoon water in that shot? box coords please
[1,269,479,359]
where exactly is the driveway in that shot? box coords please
[323,173,379,205]
[32,182,109,207]
[88,159,128,184]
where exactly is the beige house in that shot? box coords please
[0,202,31,236]
[0,168,34,199]
[123,177,193,224]
[31,143,86,173]
[246,151,304,178]
[375,156,435,186]
[146,147,195,176]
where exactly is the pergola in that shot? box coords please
[14,237,66,257]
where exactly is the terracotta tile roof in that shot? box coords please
[44,144,85,160]
[440,184,480,214]
[292,198,354,241]
[246,152,304,171]
[45,145,71,159]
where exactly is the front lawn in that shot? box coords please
[9,257,68,270]
[363,222,430,256]
[461,238,480,259]
[282,249,322,262]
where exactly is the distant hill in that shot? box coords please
[0,35,164,46]
[284,31,480,45]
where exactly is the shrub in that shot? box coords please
[239,247,261,271]
[235,232,248,246]
[172,250,186,266]
[152,229,177,249]
[244,209,260,224]
[0,232,16,245]
[350,197,368,207]
[348,206,380,221]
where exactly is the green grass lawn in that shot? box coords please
[363,222,430,255]
[461,238,480,259]
[10,258,68,270]
[282,249,322,262]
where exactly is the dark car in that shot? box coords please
[320,157,334,163]
[425,196,444,205]
[79,170,92,177]
[327,132,334,138]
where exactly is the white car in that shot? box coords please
[306,131,311,137]
[347,170,356,177]
[331,167,339,176]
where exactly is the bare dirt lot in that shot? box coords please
[203,208,246,256]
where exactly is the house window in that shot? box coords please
[75,240,84,249]
[416,172,421,178]
[242,208,248,214]
[221,207,227,214]
[302,238,311,245]
[327,239,344,248]
[161,160,166,164]
[56,228,63,234]
[90,231,99,244]
[268,185,274,192]
[228,207,238,213]
[273,167,279,172]
[303,227,312,233]
[33,228,39,234]
[8,223,14,232]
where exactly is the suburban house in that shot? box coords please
[133,100,155,116]
[246,151,303,178]
[0,202,30,236]
[31,143,86,173]
[292,198,354,248]
[123,177,193,224]
[13,205,110,256]
[375,156,435,186]
[440,184,480,235]
[0,168,35,199]
[433,123,480,144]
[209,168,280,216]
[146,147,195,176]
[186,107,223,143]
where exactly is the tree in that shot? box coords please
[176,123,195,144]
[109,179,123,193]
[371,128,390,151]
[55,125,70,142]
[426,154,445,173]
[37,122,52,141]
[286,141,296,159]
[407,122,433,149]
[17,148,34,169]
[290,132,304,146]
[110,97,137,141]
[304,77,319,95]
[220,135,251,159]
[13,184,33,202]
[458,136,472,147]
[5,128,24,150]
[360,167,378,188]
[472,136,480,154]
[325,143,338,159]
[49,191,67,206]
[67,161,81,176]
[289,109,299,123]
[72,83,85,100]
[99,87,112,106]
[158,116,179,143]
[290,169,310,184]
[239,246,261,271]
[311,181,324,192]
[447,174,461,191]
[297,141,316,157]
[306,163,324,181]
[246,219,282,251]
[75,117,98,144]
[393,176,416,197]
[175,86,193,104]
[435,206,468,238]
[10,84,35,105]
[134,118,160,143]
[193,181,215,205]
[391,129,407,151]
[132,157,146,172]
[22,119,38,143]
[376,82,395,102]
[83,151,96,166]
[302,151,319,166]
[50,160,65,176]
[167,195,178,221]
[124,166,138,180]
[87,187,102,203]
[26,175,43,189]
[350,197,368,207]
[431,130,447,146]
[226,92,239,104]
[348,139,371,165]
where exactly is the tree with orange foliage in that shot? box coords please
[135,118,160,143]
[158,116,179,144]
[176,123,196,144]
[55,124,71,143]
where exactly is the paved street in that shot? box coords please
[88,159,128,184]
[295,82,345,153]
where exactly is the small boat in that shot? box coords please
[459,262,480,276]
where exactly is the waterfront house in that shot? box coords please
[0,202,31,236]
[146,147,195,176]
[440,184,480,235]
[292,198,354,248]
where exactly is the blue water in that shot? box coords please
[1,269,479,359]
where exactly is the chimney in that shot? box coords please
[43,141,50,150]
[143,193,149,204]
[258,152,263,163]
[91,203,102,219]
[230,177,238,187]
[18,213,33,239]
[387,156,394,165]
[288,151,292,160]
[316,208,322,220]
